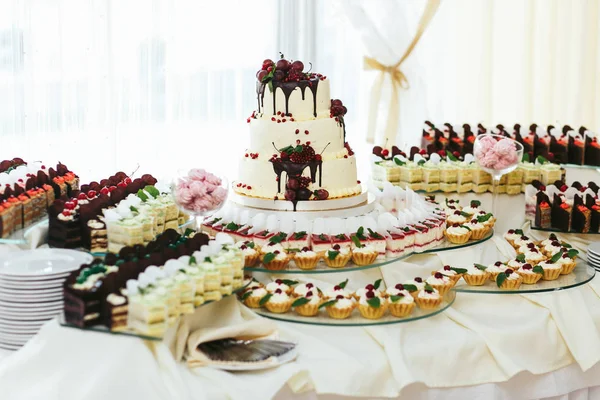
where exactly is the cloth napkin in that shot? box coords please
[173,296,278,366]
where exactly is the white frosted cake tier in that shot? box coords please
[257,78,331,120]
[234,155,361,200]
[247,117,345,156]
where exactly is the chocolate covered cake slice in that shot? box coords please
[550,194,572,232]
[571,196,591,233]
[534,193,552,229]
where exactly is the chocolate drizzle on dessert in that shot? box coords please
[257,78,320,117]
[271,160,322,211]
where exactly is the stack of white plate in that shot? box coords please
[0,249,93,351]
[588,242,600,272]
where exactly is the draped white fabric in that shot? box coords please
[344,0,600,147]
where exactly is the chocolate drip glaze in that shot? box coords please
[271,160,322,211]
[256,78,320,117]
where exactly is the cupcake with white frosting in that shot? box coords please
[426,272,454,295]
[495,268,522,290]
[293,282,318,298]
[524,248,546,265]
[514,235,534,248]
[324,244,351,268]
[465,218,488,240]
[386,284,415,317]
[445,223,471,244]
[415,284,442,309]
[556,251,577,275]
[517,263,543,284]
[351,243,378,266]
[323,282,351,299]
[543,240,563,257]
[538,259,563,281]
[357,290,388,319]
[263,288,293,313]
[463,263,490,286]
[461,200,481,217]
[487,261,508,281]
[507,256,526,271]
[294,247,320,270]
[540,233,560,248]
[260,249,290,271]
[292,289,322,317]
[435,265,465,283]
[403,277,426,298]
[324,295,356,319]
[354,282,382,299]
[236,241,260,267]
[503,229,523,247]
[446,210,468,225]
[266,279,293,295]
[242,286,268,308]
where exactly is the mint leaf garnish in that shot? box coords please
[516,254,525,262]
[328,250,340,260]
[259,293,273,306]
[474,263,487,271]
[263,252,276,264]
[451,267,467,274]
[390,295,404,302]
[281,279,298,286]
[366,297,381,308]
[373,279,382,290]
[351,235,364,248]
[137,189,148,202]
[240,291,253,301]
[269,232,287,244]
[477,213,493,223]
[496,272,507,287]
[294,231,307,239]
[402,284,417,292]
[567,249,579,258]
[225,222,241,231]
[337,279,348,289]
[189,255,197,265]
[292,297,311,307]
[319,299,338,309]
[394,158,406,166]
[532,265,544,274]
[550,251,563,263]
[145,185,160,198]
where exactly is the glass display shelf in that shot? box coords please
[0,218,48,245]
[530,225,600,235]
[453,260,595,294]
[59,282,249,341]
[244,230,493,275]
[253,291,455,327]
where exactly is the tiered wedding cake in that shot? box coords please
[233,56,361,210]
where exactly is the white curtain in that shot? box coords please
[344,0,600,148]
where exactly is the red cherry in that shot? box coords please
[117,182,127,188]
[262,59,273,70]
[64,202,75,210]
[331,99,343,107]
[444,265,451,271]
[333,244,340,250]
[336,295,344,300]
[100,187,110,195]
[365,284,374,290]
[71,199,78,206]
[257,70,268,82]
[276,59,290,72]
[77,193,87,200]
[291,60,304,72]
[453,151,460,157]
[306,290,313,297]
[414,277,423,283]
[522,264,532,270]
[494,261,502,266]
[395,284,405,290]
[366,291,375,299]
[273,250,280,254]
[87,190,96,198]
[381,149,389,157]
[295,129,299,134]
[508,229,515,234]
[333,285,340,290]
[306,283,313,288]
[61,210,71,217]
[434,272,443,279]
[275,279,282,284]
[419,149,427,155]
[314,154,322,161]
[505,269,513,275]
[274,288,282,294]
[124,177,132,184]
[109,186,117,192]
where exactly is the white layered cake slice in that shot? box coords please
[233,56,361,211]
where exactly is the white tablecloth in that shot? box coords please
[1,190,600,399]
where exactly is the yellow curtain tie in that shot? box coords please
[364,0,440,145]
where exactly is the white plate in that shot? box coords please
[0,342,21,351]
[0,307,61,317]
[0,249,92,277]
[0,331,35,340]
[0,326,40,334]
[0,295,63,303]
[0,338,30,346]
[0,312,59,321]
[0,273,71,283]
[0,304,62,313]
[589,242,600,255]
[204,347,298,371]
[0,280,65,290]
[0,318,47,327]
[0,286,63,295]
[0,300,62,309]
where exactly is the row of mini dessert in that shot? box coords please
[372,151,563,194]
[240,278,444,320]
[64,232,244,337]
[442,199,495,244]
[525,180,600,233]
[0,159,79,238]
[420,122,599,167]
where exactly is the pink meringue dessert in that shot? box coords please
[475,135,522,173]
[173,169,228,215]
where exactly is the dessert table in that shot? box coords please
[1,233,600,400]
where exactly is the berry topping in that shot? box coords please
[306,283,314,288]
[366,291,375,299]
[395,284,405,290]
[434,272,443,279]
[64,201,76,210]
[522,264,533,270]
[336,295,344,300]
[273,250,280,254]
[521,236,529,240]
[365,284,374,290]
[414,277,423,283]
[275,279,282,284]
[551,241,561,246]
[527,243,536,248]
[333,285,340,291]
[100,187,109,195]
[275,288,282,294]
[306,290,313,297]
[332,244,341,250]
[494,261,502,266]
[454,210,461,215]
[87,190,96,198]
[301,247,310,252]
[77,193,87,200]
[505,269,513,275]
[61,210,71,217]
[443,265,451,271]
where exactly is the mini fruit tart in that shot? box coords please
[261,250,290,271]
[486,261,508,281]
[386,284,416,317]
[236,241,260,267]
[351,243,378,266]
[324,244,351,268]
[514,235,534,249]
[240,286,268,308]
[506,254,526,271]
[557,250,577,275]
[262,288,293,313]
[495,268,522,290]
[517,263,543,284]
[403,277,425,299]
[294,247,320,270]
[461,200,481,217]
[447,210,468,225]
[540,233,560,248]
[539,254,564,280]
[444,223,471,244]
[524,248,546,266]
[503,228,523,247]
[323,295,356,319]
[543,240,564,257]
[292,289,322,317]
[425,272,454,295]
[434,265,466,283]
[465,218,488,240]
[357,290,388,320]
[266,278,295,295]
[463,264,490,286]
[415,283,442,309]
